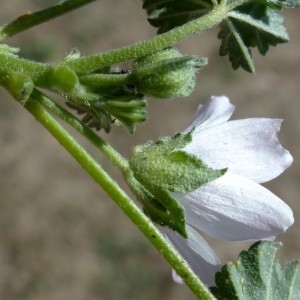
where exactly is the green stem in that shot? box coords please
[0,51,50,83]
[63,3,230,73]
[0,0,247,88]
[24,96,216,300]
[79,73,131,87]
[30,88,128,172]
[30,90,157,221]
[0,0,97,41]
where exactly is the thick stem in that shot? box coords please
[0,55,50,85]
[63,4,229,73]
[0,1,242,90]
[23,96,216,300]
[0,0,97,41]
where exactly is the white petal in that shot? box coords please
[184,118,293,183]
[173,173,294,241]
[184,95,235,133]
[162,225,221,286]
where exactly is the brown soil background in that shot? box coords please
[0,1,299,299]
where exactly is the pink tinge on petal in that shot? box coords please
[184,95,235,133]
[184,118,293,183]
[162,225,221,286]
[173,173,294,242]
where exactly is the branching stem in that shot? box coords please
[62,4,230,73]
[24,95,216,300]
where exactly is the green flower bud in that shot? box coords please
[105,95,146,134]
[130,48,207,99]
[67,89,146,133]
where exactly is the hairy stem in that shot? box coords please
[24,96,216,300]
[0,0,97,41]
[0,51,50,83]
[30,88,128,172]
[63,3,229,73]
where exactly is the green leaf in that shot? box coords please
[142,0,214,33]
[211,241,300,300]
[265,0,300,8]
[219,4,289,72]
[218,19,254,72]
[142,1,293,73]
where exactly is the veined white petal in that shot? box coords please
[184,95,235,133]
[162,225,221,286]
[184,118,293,183]
[173,173,294,241]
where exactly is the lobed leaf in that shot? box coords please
[265,0,300,8]
[211,241,300,300]
[142,0,214,33]
[218,19,254,72]
[219,3,289,72]
[142,0,293,72]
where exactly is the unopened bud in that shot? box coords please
[130,48,207,98]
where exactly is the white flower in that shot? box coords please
[162,95,294,286]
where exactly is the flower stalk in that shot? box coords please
[128,96,294,285]
[61,3,230,73]
[23,93,216,300]
[31,89,128,172]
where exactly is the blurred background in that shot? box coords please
[0,1,299,299]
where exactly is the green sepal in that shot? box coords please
[143,189,187,237]
[166,150,226,192]
[125,170,187,237]
[129,131,226,194]
[129,131,226,236]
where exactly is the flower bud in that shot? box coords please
[105,95,146,134]
[130,48,207,99]
[67,89,146,133]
